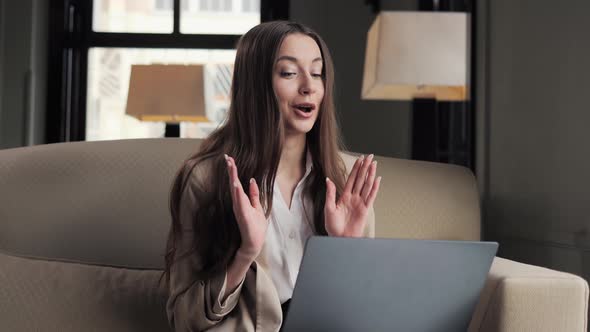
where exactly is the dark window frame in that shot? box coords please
[46,0,289,143]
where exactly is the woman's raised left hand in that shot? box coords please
[324,154,382,238]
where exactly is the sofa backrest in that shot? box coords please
[0,138,480,267]
[0,138,199,268]
[372,154,480,241]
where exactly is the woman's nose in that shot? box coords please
[299,74,315,95]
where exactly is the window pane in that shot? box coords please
[93,0,173,33]
[223,0,232,12]
[242,0,250,12]
[180,0,260,34]
[86,47,236,141]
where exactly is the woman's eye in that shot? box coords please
[280,72,296,77]
[312,73,323,78]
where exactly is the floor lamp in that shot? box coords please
[361,11,469,166]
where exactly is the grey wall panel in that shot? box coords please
[0,0,47,149]
[0,0,33,149]
[28,0,48,146]
[483,0,590,281]
[0,1,4,128]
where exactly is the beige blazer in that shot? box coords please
[166,152,376,332]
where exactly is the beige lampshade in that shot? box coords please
[125,64,208,122]
[361,11,468,101]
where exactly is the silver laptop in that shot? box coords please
[282,236,498,332]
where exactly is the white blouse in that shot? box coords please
[264,150,315,304]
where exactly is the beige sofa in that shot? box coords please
[0,138,587,331]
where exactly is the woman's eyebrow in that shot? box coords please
[276,55,323,64]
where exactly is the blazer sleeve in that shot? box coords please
[166,165,247,331]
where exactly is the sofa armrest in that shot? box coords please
[468,257,588,332]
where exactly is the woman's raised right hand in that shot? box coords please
[225,154,269,261]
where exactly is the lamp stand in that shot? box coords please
[411,98,471,168]
[164,123,180,137]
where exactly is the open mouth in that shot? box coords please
[293,103,315,113]
[295,106,313,113]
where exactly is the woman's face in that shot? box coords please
[273,33,325,136]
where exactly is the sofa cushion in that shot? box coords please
[0,250,170,332]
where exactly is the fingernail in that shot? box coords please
[373,160,377,166]
[250,178,255,183]
[378,176,382,181]
[359,155,364,160]
[233,181,239,188]
[326,177,330,182]
[224,154,228,161]
[369,154,374,159]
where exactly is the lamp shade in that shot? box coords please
[361,11,468,101]
[125,64,208,122]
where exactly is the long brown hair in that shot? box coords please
[161,21,348,285]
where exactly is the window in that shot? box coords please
[243,0,259,13]
[155,0,173,11]
[46,0,289,142]
[93,0,174,33]
[181,0,258,34]
[86,48,236,140]
[88,0,254,140]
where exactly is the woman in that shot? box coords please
[162,20,381,331]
